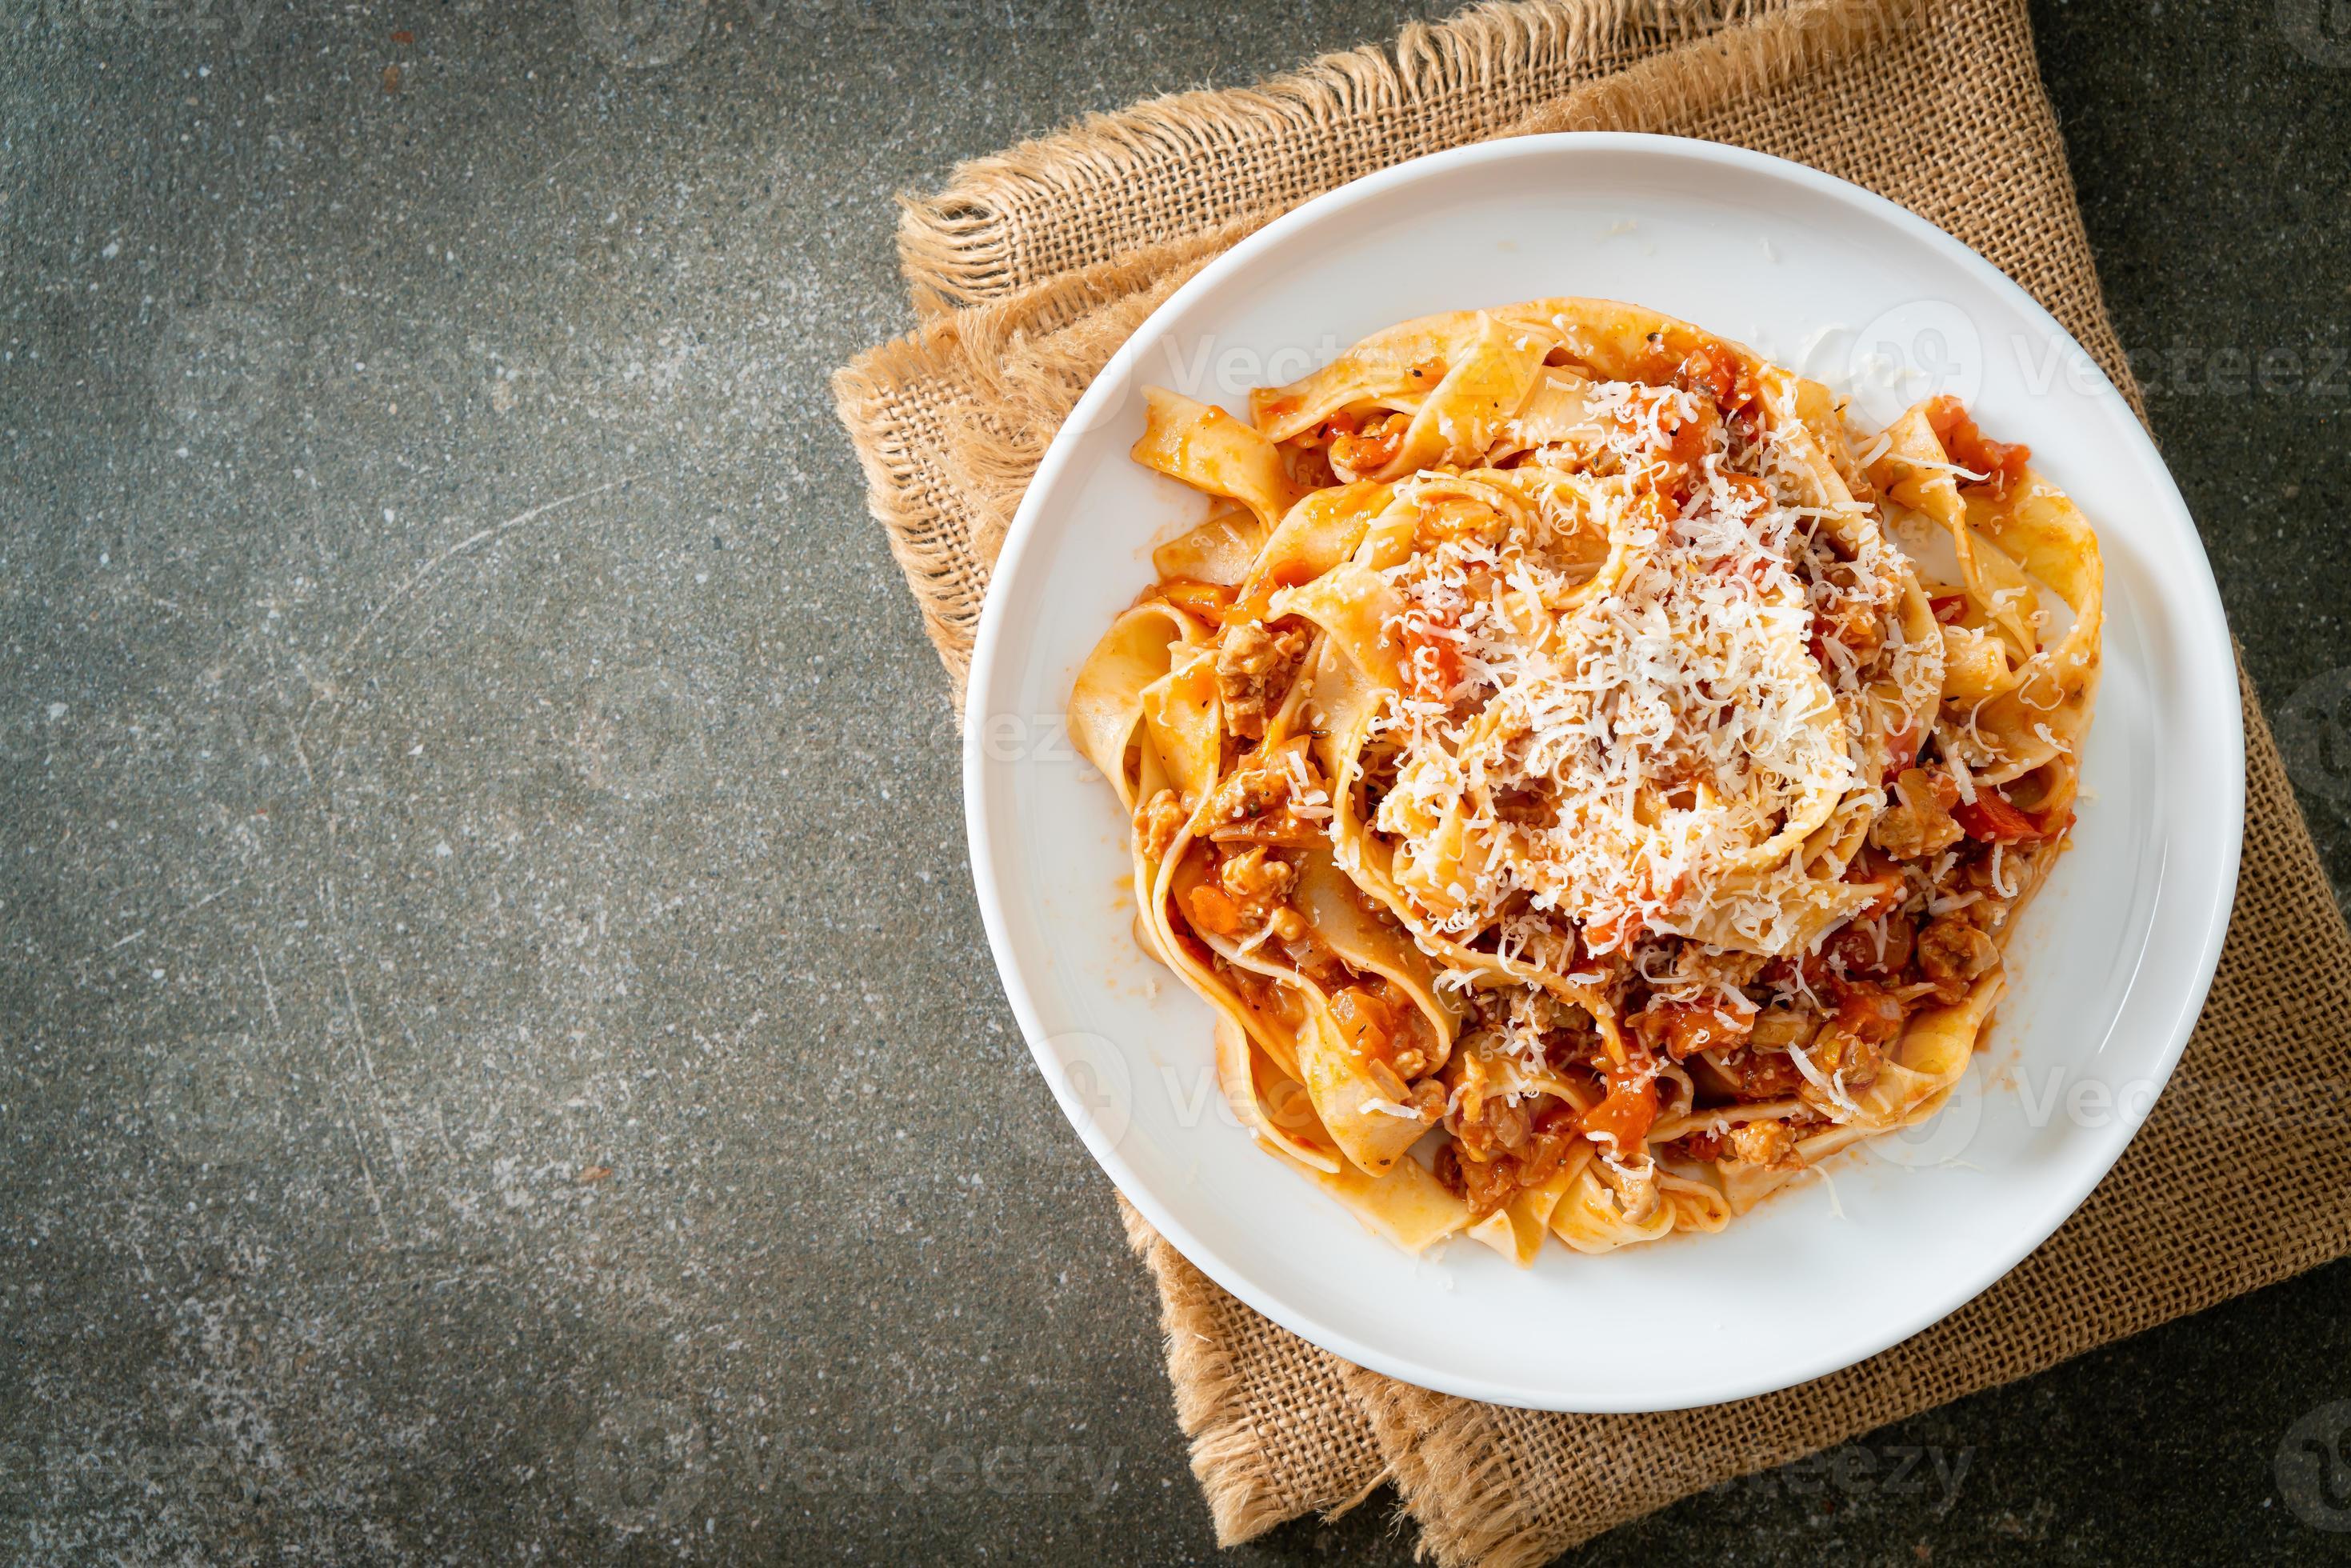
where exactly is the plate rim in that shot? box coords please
[962,131,2245,1412]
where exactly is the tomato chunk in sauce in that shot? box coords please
[1923,395,2030,498]
[1952,789,2053,842]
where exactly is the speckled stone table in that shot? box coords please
[3,1,2347,1562]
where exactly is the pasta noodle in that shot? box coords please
[1069,299,2101,1263]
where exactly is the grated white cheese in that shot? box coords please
[1786,1039,1860,1119]
[1897,453,1991,483]
[1361,375,1909,958]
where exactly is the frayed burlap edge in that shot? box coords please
[832,331,983,687]
[938,249,1225,574]
[1118,1194,1393,1542]
[1117,1194,1305,1542]
[832,241,1239,694]
[1345,1369,1543,1568]
[1512,0,1923,135]
[898,0,1802,313]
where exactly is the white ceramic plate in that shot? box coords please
[963,134,2241,1412]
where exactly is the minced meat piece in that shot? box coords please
[1869,767,1965,860]
[1213,621,1307,739]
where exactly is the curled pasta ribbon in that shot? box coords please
[1070,299,2099,1263]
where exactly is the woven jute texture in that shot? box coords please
[833,2,2351,1561]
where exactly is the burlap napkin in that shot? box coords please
[833,2,2351,1560]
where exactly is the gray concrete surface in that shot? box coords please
[2,0,2347,1562]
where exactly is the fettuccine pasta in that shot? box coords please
[1070,299,2101,1262]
